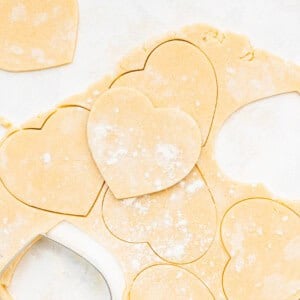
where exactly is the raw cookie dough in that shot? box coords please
[0,0,78,72]
[0,106,103,215]
[103,167,216,263]
[221,199,300,300]
[129,264,214,300]
[0,24,299,300]
[0,180,162,300]
[112,39,217,145]
[98,23,299,298]
[88,87,202,199]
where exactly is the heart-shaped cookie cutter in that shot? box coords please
[0,222,126,300]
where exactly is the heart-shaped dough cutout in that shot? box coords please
[103,167,216,263]
[0,106,103,215]
[88,87,202,199]
[0,0,78,72]
[112,39,217,144]
[222,199,300,300]
[130,264,214,300]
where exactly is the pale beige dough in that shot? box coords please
[0,24,299,300]
[103,167,216,263]
[0,0,78,72]
[129,264,214,300]
[221,199,300,300]
[99,24,300,298]
[0,106,103,215]
[88,87,202,199]
[112,39,217,145]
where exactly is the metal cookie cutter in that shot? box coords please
[0,222,126,300]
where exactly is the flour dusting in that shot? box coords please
[186,179,204,193]
[42,152,52,164]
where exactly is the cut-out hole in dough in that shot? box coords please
[215,92,300,200]
[8,237,111,300]
[0,221,126,300]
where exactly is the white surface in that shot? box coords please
[47,222,126,300]
[215,92,300,200]
[0,0,299,299]
[9,222,125,300]
[9,239,110,300]
[0,0,299,127]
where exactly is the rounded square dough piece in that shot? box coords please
[0,0,78,72]
[0,107,103,216]
[88,87,202,199]
[112,39,218,145]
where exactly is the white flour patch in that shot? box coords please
[155,143,182,179]
[91,123,130,166]
[92,124,115,140]
[235,256,244,273]
[156,143,179,161]
[121,197,150,215]
[165,244,185,260]
[229,224,245,256]
[186,179,204,193]
[106,148,128,165]
[42,152,52,164]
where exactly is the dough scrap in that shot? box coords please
[88,87,202,199]
[0,106,103,215]
[0,0,78,72]
[221,199,300,300]
[112,39,217,145]
[129,264,214,300]
[103,167,216,263]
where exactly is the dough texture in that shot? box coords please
[0,24,299,300]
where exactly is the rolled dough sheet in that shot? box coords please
[0,24,299,300]
[0,0,78,72]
